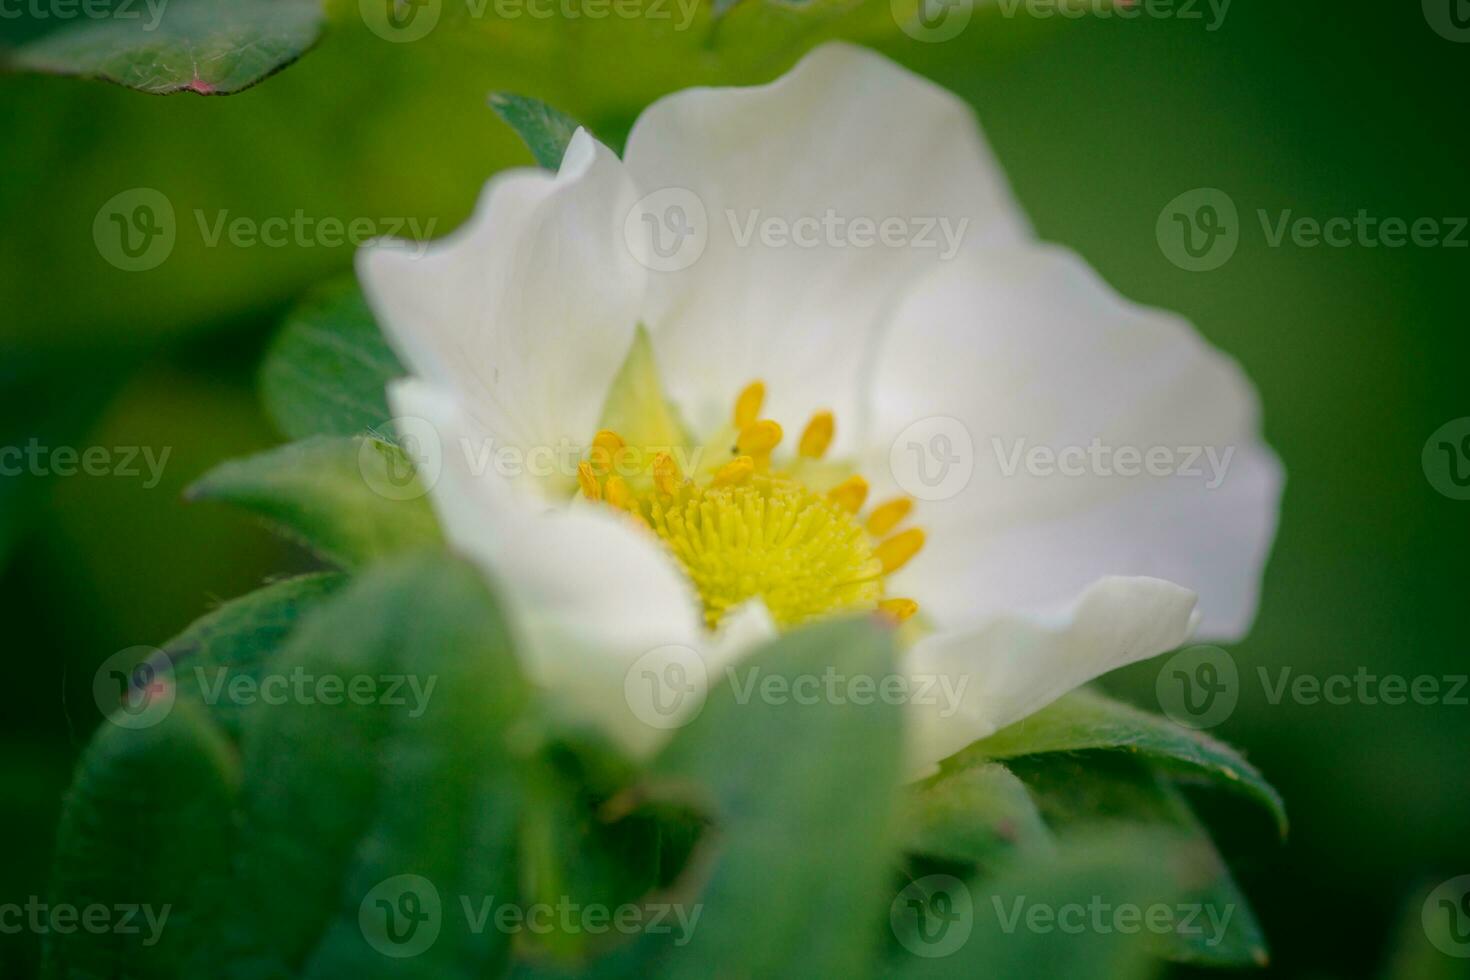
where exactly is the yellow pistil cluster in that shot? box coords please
[578,381,924,630]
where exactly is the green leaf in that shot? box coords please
[885,831,1187,980]
[7,0,324,95]
[210,554,529,979]
[1007,754,1269,968]
[619,617,905,978]
[166,573,348,737]
[902,761,1053,869]
[45,700,239,980]
[260,279,404,441]
[954,689,1287,837]
[490,92,584,169]
[187,435,442,569]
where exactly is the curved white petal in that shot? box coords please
[869,244,1282,640]
[359,130,646,497]
[904,576,1198,775]
[624,42,1030,449]
[388,379,704,756]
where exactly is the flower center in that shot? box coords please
[577,369,923,631]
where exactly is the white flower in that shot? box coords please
[357,43,1282,773]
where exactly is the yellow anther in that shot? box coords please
[798,411,835,459]
[877,598,919,623]
[712,456,755,487]
[867,497,913,536]
[653,452,680,495]
[736,420,783,458]
[591,430,625,475]
[875,528,925,574]
[734,381,766,429]
[828,475,869,514]
[604,474,632,508]
[577,460,602,501]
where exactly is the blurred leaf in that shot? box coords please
[259,278,403,441]
[1008,754,1269,968]
[490,92,583,169]
[886,831,1185,980]
[7,0,324,95]
[187,435,441,568]
[902,761,1053,869]
[955,689,1287,837]
[45,700,239,980]
[166,572,348,737]
[210,554,528,978]
[619,617,904,978]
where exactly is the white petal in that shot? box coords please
[358,131,646,496]
[869,244,1282,640]
[904,576,1198,775]
[388,379,705,756]
[623,42,1029,448]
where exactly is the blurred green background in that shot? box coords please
[2,1,1466,977]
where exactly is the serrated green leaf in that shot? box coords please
[7,0,324,95]
[45,700,238,980]
[614,617,905,978]
[260,279,404,441]
[187,435,441,569]
[954,689,1286,837]
[210,554,529,979]
[1007,754,1269,968]
[902,761,1054,869]
[166,573,348,737]
[490,92,584,169]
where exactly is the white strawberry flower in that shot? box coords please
[357,43,1281,773]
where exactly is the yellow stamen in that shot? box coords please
[798,411,835,459]
[877,598,919,623]
[712,455,755,487]
[653,452,680,495]
[577,461,602,501]
[867,497,913,536]
[591,430,625,475]
[875,528,925,574]
[604,474,632,509]
[828,475,869,514]
[737,420,783,459]
[733,381,765,429]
